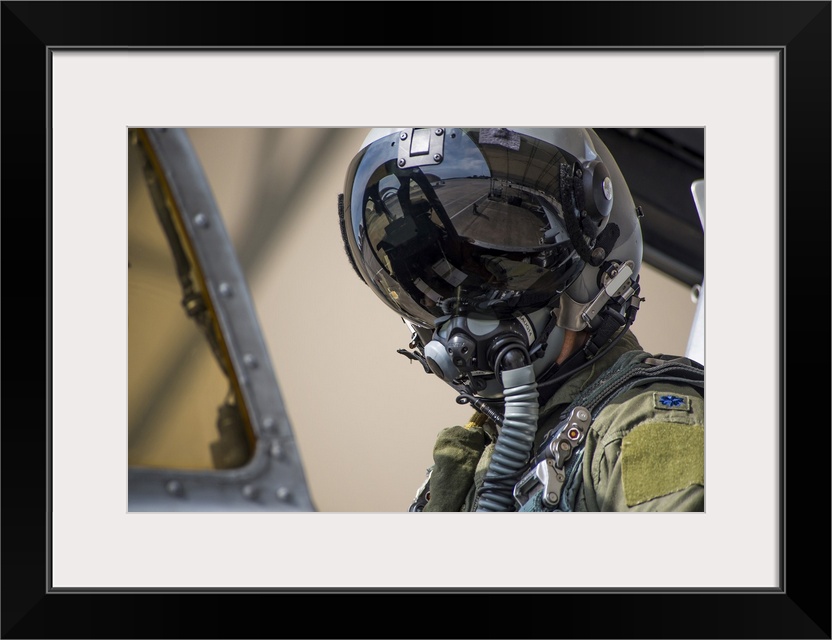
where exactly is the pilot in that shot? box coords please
[338,128,704,512]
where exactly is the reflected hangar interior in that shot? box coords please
[127,127,704,512]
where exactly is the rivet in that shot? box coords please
[547,492,559,504]
[218,282,232,297]
[262,416,275,431]
[591,247,606,263]
[400,132,408,140]
[242,484,257,500]
[275,486,291,501]
[576,409,589,421]
[435,128,444,136]
[243,354,258,369]
[433,153,442,162]
[560,441,570,451]
[194,213,209,228]
[398,158,406,167]
[270,441,283,459]
[165,480,184,497]
[602,176,614,200]
[690,284,701,303]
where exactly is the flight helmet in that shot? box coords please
[339,127,643,400]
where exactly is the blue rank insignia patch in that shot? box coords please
[653,393,690,411]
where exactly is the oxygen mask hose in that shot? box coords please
[476,352,539,512]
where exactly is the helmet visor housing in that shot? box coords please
[342,128,587,329]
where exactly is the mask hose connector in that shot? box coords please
[455,393,505,427]
[476,353,539,512]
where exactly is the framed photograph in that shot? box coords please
[3,2,829,638]
[122,124,706,516]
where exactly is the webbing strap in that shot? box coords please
[572,356,704,419]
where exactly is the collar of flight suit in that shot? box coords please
[539,329,645,418]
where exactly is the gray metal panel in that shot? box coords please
[128,128,315,512]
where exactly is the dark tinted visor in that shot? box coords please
[342,128,585,327]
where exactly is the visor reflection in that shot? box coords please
[345,128,584,326]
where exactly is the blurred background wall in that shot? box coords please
[128,127,702,512]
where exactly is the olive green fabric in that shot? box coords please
[538,330,645,422]
[422,424,486,512]
[573,380,704,511]
[621,422,705,506]
[463,442,496,512]
[417,329,705,512]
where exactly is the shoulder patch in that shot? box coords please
[653,392,691,411]
[621,422,704,507]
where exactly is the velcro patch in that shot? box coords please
[653,392,691,411]
[621,422,704,506]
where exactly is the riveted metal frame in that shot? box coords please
[128,128,315,512]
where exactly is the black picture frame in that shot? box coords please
[2,2,829,638]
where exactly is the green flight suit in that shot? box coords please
[417,330,704,512]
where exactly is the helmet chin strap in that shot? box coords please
[556,329,589,365]
[522,329,591,410]
[535,294,641,406]
[531,260,643,403]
